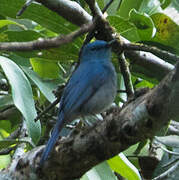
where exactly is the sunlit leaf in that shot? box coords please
[0,19,25,30]
[151,13,179,55]
[30,57,60,79]
[117,0,143,18]
[108,153,142,180]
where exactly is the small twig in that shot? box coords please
[118,53,134,98]
[35,97,61,121]
[35,84,65,121]
[152,160,179,180]
[16,0,34,17]
[102,0,114,13]
[121,42,179,63]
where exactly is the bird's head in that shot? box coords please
[80,40,115,62]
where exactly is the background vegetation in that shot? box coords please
[0,0,179,179]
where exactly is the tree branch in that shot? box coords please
[0,23,94,51]
[125,51,174,81]
[121,42,179,63]
[36,0,92,26]
[118,53,134,98]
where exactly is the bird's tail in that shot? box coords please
[40,111,64,165]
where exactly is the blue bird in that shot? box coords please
[40,40,117,164]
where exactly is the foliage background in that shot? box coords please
[0,0,178,179]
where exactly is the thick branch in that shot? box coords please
[126,51,174,81]
[36,0,92,26]
[3,63,179,179]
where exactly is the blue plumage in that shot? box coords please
[40,40,117,164]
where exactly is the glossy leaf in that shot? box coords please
[0,19,25,30]
[108,153,142,180]
[117,0,143,18]
[151,13,179,55]
[0,56,41,144]
[129,9,156,40]
[107,16,140,42]
[30,57,60,79]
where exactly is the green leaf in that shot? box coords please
[134,140,148,155]
[30,57,60,79]
[8,54,31,67]
[129,9,156,40]
[0,56,41,144]
[0,19,25,30]
[0,155,10,169]
[108,153,142,180]
[150,13,179,55]
[107,16,140,42]
[135,79,154,89]
[22,66,64,103]
[84,161,117,180]
[117,0,143,18]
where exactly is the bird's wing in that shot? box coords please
[60,62,111,115]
